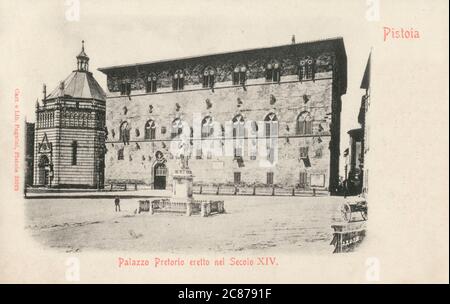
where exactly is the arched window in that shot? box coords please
[144,120,156,140]
[198,116,217,160]
[202,67,215,88]
[249,121,259,160]
[78,113,82,127]
[264,113,278,137]
[172,70,185,91]
[71,140,78,165]
[201,116,214,138]
[265,61,281,82]
[83,113,89,127]
[81,113,87,127]
[120,121,130,144]
[146,73,157,93]
[171,118,183,138]
[296,112,313,135]
[74,113,79,127]
[232,64,247,85]
[264,113,278,163]
[299,57,315,81]
[120,82,131,95]
[232,114,245,157]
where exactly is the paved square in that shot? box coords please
[25,195,346,254]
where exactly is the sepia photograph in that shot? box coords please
[0,0,448,284]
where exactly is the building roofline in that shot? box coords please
[98,37,345,73]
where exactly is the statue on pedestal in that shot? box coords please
[179,154,189,170]
[176,140,190,170]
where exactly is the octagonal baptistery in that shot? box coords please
[33,41,107,188]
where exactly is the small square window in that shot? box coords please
[300,147,309,159]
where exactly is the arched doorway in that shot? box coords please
[154,163,167,189]
[38,154,50,186]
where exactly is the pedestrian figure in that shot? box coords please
[343,179,349,198]
[114,196,121,212]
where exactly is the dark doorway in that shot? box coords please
[38,154,50,186]
[154,163,167,189]
[98,160,105,189]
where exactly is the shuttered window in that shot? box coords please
[266,172,274,185]
[299,172,308,187]
[234,172,241,184]
[117,148,124,160]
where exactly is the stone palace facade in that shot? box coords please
[98,37,347,192]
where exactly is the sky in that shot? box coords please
[1,0,374,176]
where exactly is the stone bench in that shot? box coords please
[138,198,225,217]
[275,187,294,196]
[151,199,189,214]
[109,183,128,191]
[236,186,254,195]
[218,186,236,195]
[193,185,219,195]
[200,200,225,217]
[255,187,275,196]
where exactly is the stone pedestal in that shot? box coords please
[171,168,194,216]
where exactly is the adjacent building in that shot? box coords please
[25,122,35,187]
[346,127,363,195]
[342,52,371,197]
[98,37,347,192]
[33,42,106,188]
[359,53,371,196]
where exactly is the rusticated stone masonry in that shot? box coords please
[99,38,347,193]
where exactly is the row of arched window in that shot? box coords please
[116,112,314,144]
[37,112,54,128]
[120,58,316,95]
[62,111,90,128]
[36,111,105,129]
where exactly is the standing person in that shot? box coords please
[343,179,348,198]
[114,196,121,212]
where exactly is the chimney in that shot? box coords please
[42,83,46,99]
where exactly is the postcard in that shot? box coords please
[0,0,448,284]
